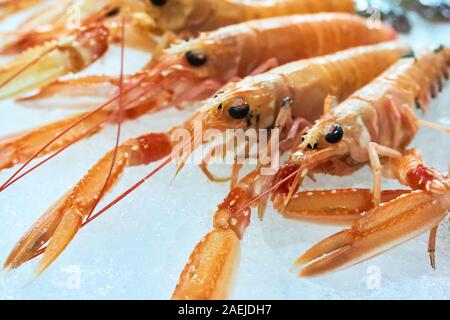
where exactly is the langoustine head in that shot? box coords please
[272,103,367,198]
[271,46,450,200]
[182,72,284,134]
[129,31,247,109]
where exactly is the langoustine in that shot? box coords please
[0,13,397,171]
[0,0,356,55]
[171,46,450,300]
[3,42,409,276]
[268,46,450,277]
[171,41,413,299]
[0,0,357,101]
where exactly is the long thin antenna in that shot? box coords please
[0,77,146,192]
[1,116,111,190]
[0,23,80,90]
[233,166,303,217]
[419,119,450,133]
[0,80,160,192]
[0,45,58,89]
[26,97,191,263]
[84,134,194,225]
[0,99,113,190]
[86,16,126,220]
[26,133,195,262]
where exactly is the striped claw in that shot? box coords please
[0,110,110,171]
[0,27,65,55]
[172,229,240,300]
[172,171,257,300]
[0,0,44,21]
[17,75,119,109]
[273,188,408,225]
[297,190,450,277]
[0,25,109,100]
[4,132,173,274]
[3,146,129,273]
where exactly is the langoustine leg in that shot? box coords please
[297,151,450,277]
[265,47,450,277]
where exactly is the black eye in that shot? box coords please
[151,0,168,6]
[325,124,344,144]
[185,50,207,67]
[105,7,120,17]
[228,103,250,119]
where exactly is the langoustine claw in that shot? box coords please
[296,151,449,276]
[0,25,109,100]
[263,46,450,277]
